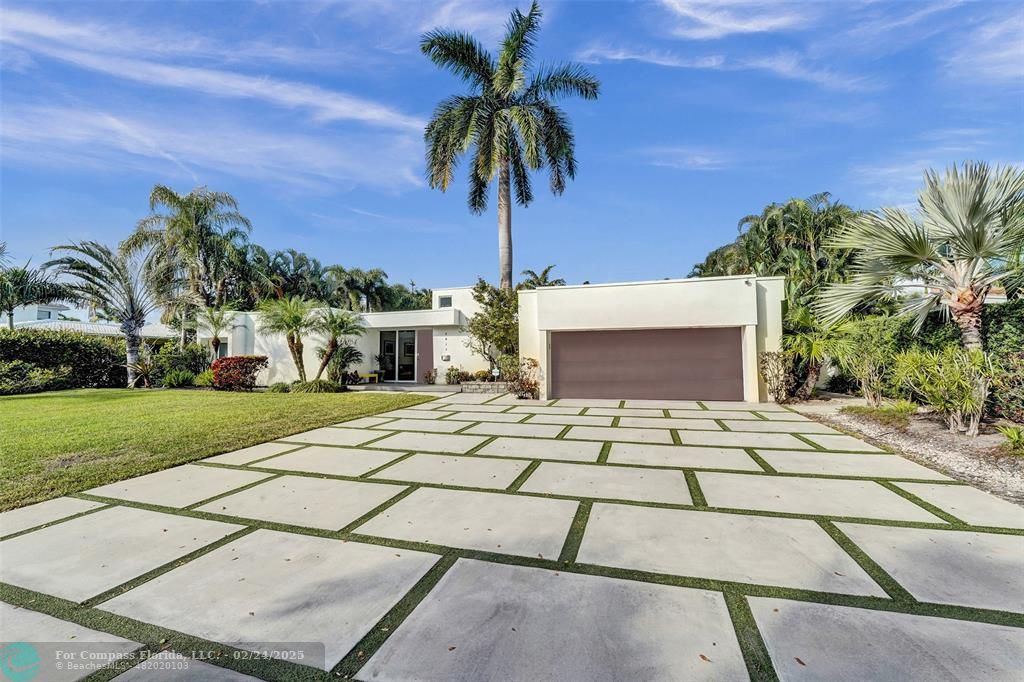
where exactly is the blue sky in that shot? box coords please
[1,0,1022,289]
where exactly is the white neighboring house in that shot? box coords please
[11,304,175,340]
[198,286,489,386]
[201,276,785,401]
[8,303,72,325]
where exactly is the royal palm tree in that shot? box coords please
[257,296,319,381]
[815,162,1024,349]
[0,264,71,330]
[197,306,235,359]
[312,308,364,381]
[45,241,184,387]
[520,264,566,289]
[422,1,599,289]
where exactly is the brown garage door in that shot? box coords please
[550,328,743,400]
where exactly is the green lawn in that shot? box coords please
[0,388,431,511]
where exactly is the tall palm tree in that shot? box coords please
[0,264,71,330]
[421,1,599,289]
[257,296,320,381]
[197,306,235,359]
[123,185,251,329]
[815,162,1024,349]
[520,264,566,289]
[312,308,365,381]
[45,241,183,387]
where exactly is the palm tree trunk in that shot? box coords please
[797,362,820,400]
[7,312,13,331]
[497,158,513,290]
[210,336,221,361]
[952,308,983,350]
[314,337,337,381]
[125,332,141,388]
[288,333,306,382]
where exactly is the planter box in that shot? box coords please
[460,381,509,394]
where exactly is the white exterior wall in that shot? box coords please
[518,275,785,402]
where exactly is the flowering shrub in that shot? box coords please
[212,355,268,391]
[507,357,540,399]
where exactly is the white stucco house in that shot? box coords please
[210,275,784,401]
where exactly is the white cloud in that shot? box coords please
[0,105,423,192]
[0,7,423,131]
[945,13,1024,84]
[642,145,730,171]
[329,0,521,50]
[657,0,813,40]
[576,43,875,92]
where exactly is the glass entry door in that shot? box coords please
[379,330,416,381]
[397,330,416,381]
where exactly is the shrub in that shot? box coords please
[162,369,195,388]
[992,352,1024,422]
[212,355,268,391]
[996,425,1024,456]
[894,347,994,437]
[841,400,918,429]
[266,382,291,393]
[154,342,210,383]
[194,369,214,387]
[0,329,125,388]
[126,345,158,388]
[836,316,905,407]
[497,354,520,381]
[445,365,463,385]
[506,357,540,399]
[0,360,73,395]
[473,369,490,382]
[758,351,794,403]
[983,299,1024,358]
[292,379,341,393]
[423,368,437,384]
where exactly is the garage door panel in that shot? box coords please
[550,328,743,400]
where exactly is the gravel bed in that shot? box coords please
[789,395,1024,506]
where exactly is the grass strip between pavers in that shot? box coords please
[558,501,593,564]
[815,521,916,603]
[330,553,459,680]
[724,590,779,682]
[506,461,542,492]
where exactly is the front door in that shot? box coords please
[379,330,416,381]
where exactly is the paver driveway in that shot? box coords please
[2,394,1023,681]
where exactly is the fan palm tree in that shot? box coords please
[784,306,854,399]
[257,296,320,381]
[815,162,1024,349]
[197,306,236,359]
[520,264,566,289]
[312,308,365,381]
[0,264,71,330]
[421,1,599,289]
[45,241,184,387]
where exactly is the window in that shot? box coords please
[216,341,229,358]
[36,310,52,320]
[438,295,452,308]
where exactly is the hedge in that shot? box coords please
[212,355,268,391]
[0,329,126,388]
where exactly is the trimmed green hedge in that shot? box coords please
[0,329,126,388]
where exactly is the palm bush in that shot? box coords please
[783,307,853,399]
[894,346,995,437]
[257,296,319,381]
[198,307,235,359]
[162,369,195,388]
[312,308,364,381]
[816,162,1024,349]
[421,1,599,289]
[292,379,340,393]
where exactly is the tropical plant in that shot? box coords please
[815,163,1024,349]
[997,425,1024,456]
[894,346,995,437]
[123,185,251,340]
[211,355,268,391]
[841,400,918,430]
[197,306,235,359]
[465,279,520,366]
[194,369,214,387]
[520,264,566,289]
[125,343,157,388]
[783,307,854,400]
[45,241,183,388]
[266,381,291,393]
[312,308,364,381]
[507,357,540,398]
[445,365,464,385]
[834,316,906,407]
[162,368,195,388]
[321,343,365,384]
[758,351,794,403]
[421,1,599,289]
[257,296,319,381]
[0,264,71,330]
[292,379,341,393]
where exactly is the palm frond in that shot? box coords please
[420,30,495,87]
